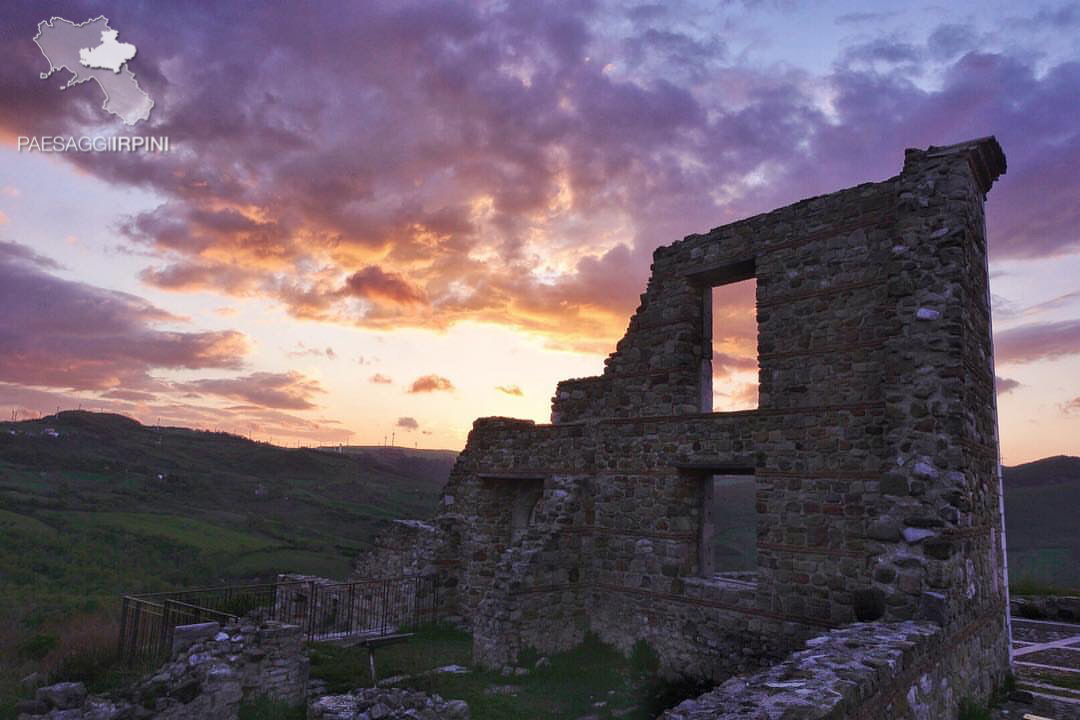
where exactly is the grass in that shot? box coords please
[958,697,992,720]
[1030,672,1080,692]
[56,511,277,554]
[237,697,306,720]
[0,410,454,719]
[1010,575,1080,598]
[309,623,474,694]
[1004,479,1080,590]
[309,626,705,720]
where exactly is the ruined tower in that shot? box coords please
[383,137,1011,715]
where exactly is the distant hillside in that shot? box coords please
[319,445,459,487]
[1002,455,1080,592]
[1003,455,1080,487]
[0,411,451,619]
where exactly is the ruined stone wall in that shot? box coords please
[373,139,1010,692]
[18,619,307,719]
[662,615,1009,720]
[352,519,440,579]
[347,516,465,625]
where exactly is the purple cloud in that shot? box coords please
[0,3,1076,355]
[995,376,1020,395]
[995,319,1080,364]
[178,371,324,410]
[0,240,247,391]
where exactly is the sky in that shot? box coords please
[0,0,1077,464]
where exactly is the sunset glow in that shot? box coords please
[1,1,1078,464]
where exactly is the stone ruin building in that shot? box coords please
[362,137,1012,717]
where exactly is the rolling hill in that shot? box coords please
[0,411,456,620]
[0,409,1073,617]
[1003,455,1080,592]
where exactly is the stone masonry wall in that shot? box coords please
[349,516,465,625]
[361,138,1011,696]
[18,618,307,720]
[663,614,1009,720]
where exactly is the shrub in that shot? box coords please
[958,697,991,720]
[237,696,305,720]
[629,638,659,676]
[637,673,713,717]
[40,610,128,693]
[16,633,57,661]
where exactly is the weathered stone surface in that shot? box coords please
[308,688,469,720]
[35,682,86,710]
[663,621,1008,720]
[356,137,1012,717]
[20,618,307,720]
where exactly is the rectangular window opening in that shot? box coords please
[699,472,758,578]
[703,277,758,412]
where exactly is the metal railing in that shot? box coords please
[118,575,440,667]
[296,575,439,642]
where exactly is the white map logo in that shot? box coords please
[33,16,153,126]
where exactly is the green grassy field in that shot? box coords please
[1003,474,1080,592]
[0,411,454,715]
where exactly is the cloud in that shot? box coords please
[0,241,247,392]
[496,384,523,396]
[408,375,454,393]
[1017,291,1080,319]
[340,266,426,306]
[286,342,336,359]
[0,240,63,270]
[0,2,1077,363]
[0,383,353,446]
[995,319,1080,364]
[713,350,757,379]
[835,11,900,25]
[369,373,393,384]
[995,376,1020,395]
[177,371,325,410]
[1064,397,1080,415]
[396,416,419,430]
[101,389,158,402]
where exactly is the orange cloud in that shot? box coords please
[178,371,325,410]
[340,266,426,306]
[408,375,454,393]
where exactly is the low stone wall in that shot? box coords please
[1012,594,1080,622]
[590,575,815,681]
[663,614,1010,720]
[309,688,470,719]
[17,619,308,720]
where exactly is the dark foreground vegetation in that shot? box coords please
[307,624,705,720]
[1001,455,1080,593]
